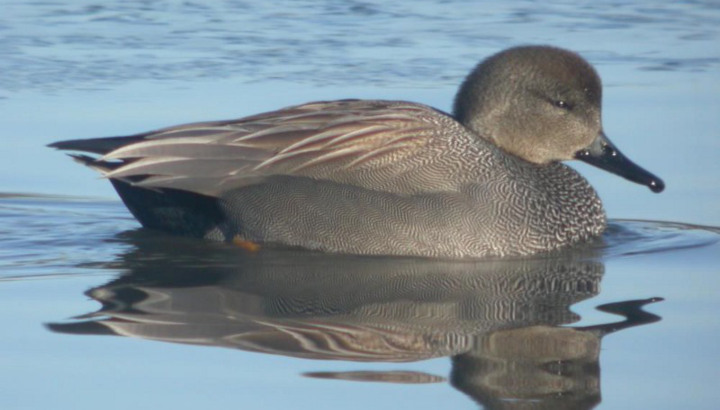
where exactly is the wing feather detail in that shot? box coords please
[97,100,470,196]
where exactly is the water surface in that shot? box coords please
[2,1,720,409]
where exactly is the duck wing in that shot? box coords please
[52,99,475,197]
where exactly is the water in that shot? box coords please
[2,1,720,409]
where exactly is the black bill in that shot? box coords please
[575,132,665,193]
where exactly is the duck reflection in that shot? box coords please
[48,231,661,409]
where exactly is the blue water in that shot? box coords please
[2,1,720,409]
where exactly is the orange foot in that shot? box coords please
[232,235,261,252]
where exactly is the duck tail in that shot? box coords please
[48,134,149,175]
[49,135,225,238]
[48,135,146,155]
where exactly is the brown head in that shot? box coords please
[453,45,664,192]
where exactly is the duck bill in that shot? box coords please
[575,132,665,193]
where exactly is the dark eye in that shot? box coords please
[552,99,573,110]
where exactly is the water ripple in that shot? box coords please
[2,0,719,93]
[2,193,718,280]
[602,220,720,257]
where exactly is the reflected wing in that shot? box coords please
[89,100,464,196]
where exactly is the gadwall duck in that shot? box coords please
[50,45,664,258]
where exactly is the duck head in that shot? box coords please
[454,45,664,193]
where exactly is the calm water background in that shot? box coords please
[1,1,719,409]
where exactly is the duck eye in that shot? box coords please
[553,99,573,110]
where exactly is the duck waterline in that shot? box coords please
[49,45,664,258]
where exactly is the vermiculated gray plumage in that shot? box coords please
[50,46,664,258]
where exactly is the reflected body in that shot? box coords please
[48,230,665,409]
[50,46,663,258]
